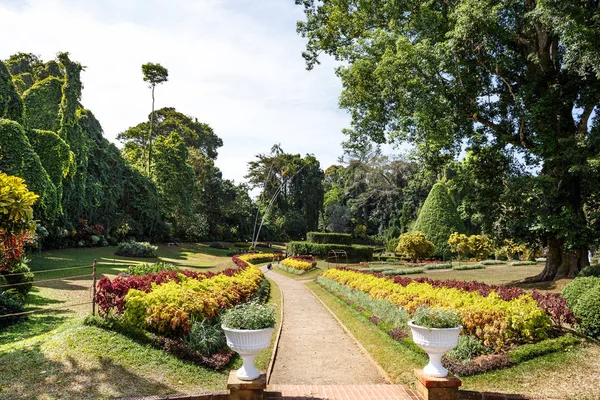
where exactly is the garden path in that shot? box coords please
[263,267,387,385]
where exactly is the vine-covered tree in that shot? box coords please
[297,0,600,280]
[141,62,168,175]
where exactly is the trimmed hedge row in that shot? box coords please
[287,241,373,262]
[306,232,353,245]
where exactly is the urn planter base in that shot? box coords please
[222,326,274,381]
[408,321,461,378]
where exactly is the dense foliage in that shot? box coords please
[246,145,324,240]
[0,173,38,324]
[296,0,600,281]
[306,232,352,245]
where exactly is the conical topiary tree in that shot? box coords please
[413,181,465,257]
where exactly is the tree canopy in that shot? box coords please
[297,0,600,280]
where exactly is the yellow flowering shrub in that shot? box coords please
[123,266,263,335]
[238,253,277,264]
[281,258,313,271]
[321,269,551,349]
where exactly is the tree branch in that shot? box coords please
[578,102,598,135]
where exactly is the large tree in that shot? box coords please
[297,0,600,281]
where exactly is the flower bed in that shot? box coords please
[234,253,278,266]
[94,257,268,370]
[123,266,263,335]
[321,268,554,350]
[281,256,316,272]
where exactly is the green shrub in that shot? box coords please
[412,306,461,328]
[396,231,435,260]
[453,263,485,271]
[234,242,252,248]
[413,182,465,257]
[209,242,230,250]
[1,263,34,300]
[507,334,580,363]
[306,232,353,245]
[578,264,600,278]
[127,262,178,276]
[115,241,158,258]
[573,286,600,338]
[425,263,452,270]
[382,267,425,275]
[447,335,488,362]
[481,260,506,265]
[286,242,373,262]
[185,319,226,356]
[561,276,600,309]
[0,290,25,328]
[221,301,276,330]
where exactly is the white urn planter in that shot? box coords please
[222,325,274,381]
[408,321,461,378]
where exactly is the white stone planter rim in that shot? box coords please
[407,320,462,331]
[221,325,275,332]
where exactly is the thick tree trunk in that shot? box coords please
[529,235,589,281]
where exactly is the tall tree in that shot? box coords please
[297,0,600,281]
[246,147,324,240]
[141,62,168,175]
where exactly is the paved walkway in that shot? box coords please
[263,267,387,385]
[265,384,420,400]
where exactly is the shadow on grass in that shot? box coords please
[507,279,558,291]
[0,344,173,400]
[0,312,69,344]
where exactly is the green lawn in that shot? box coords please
[0,276,282,400]
[29,243,235,271]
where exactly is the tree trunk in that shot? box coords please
[529,235,589,281]
[148,84,155,176]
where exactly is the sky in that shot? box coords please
[0,0,358,185]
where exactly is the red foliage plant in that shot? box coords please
[95,265,246,317]
[0,230,34,272]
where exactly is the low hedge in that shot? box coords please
[306,232,353,245]
[115,241,158,258]
[287,241,373,262]
[453,263,485,271]
[507,334,580,364]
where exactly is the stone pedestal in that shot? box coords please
[415,368,462,400]
[227,370,266,400]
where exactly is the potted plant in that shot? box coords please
[408,306,462,378]
[221,301,276,380]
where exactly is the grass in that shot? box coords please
[0,276,282,399]
[29,243,235,272]
[307,277,600,399]
[254,277,282,371]
[0,244,282,399]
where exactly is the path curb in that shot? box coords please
[264,270,284,384]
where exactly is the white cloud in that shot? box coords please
[0,0,356,185]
